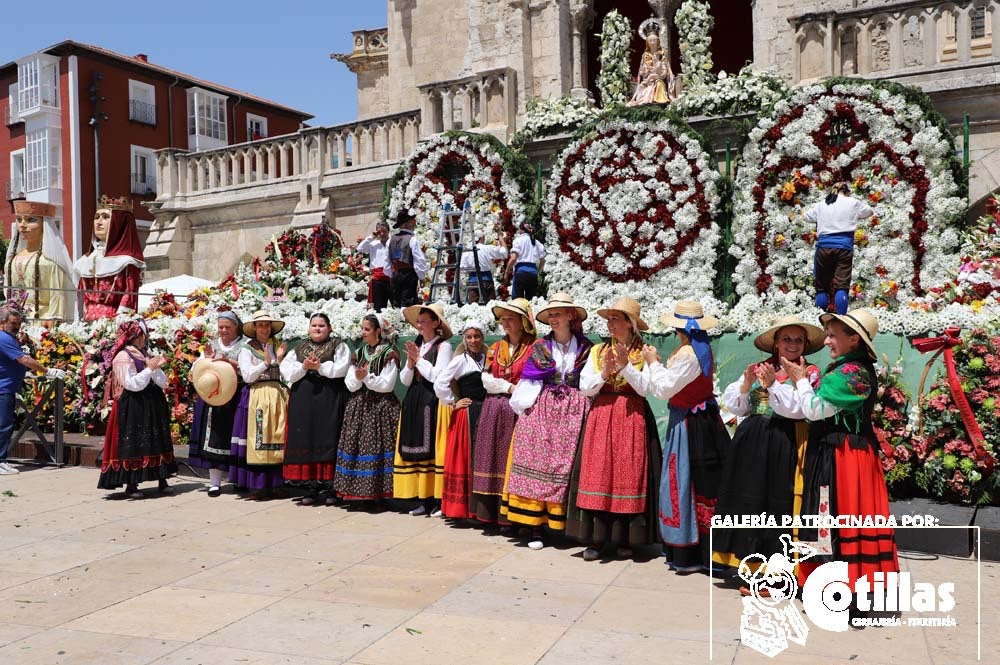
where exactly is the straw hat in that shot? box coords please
[403,302,453,340]
[659,300,718,331]
[492,298,534,329]
[191,357,238,407]
[241,310,285,337]
[819,309,879,360]
[754,315,825,355]
[535,292,588,325]
[597,297,648,332]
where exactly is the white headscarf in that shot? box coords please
[5,215,78,285]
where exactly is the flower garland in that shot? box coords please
[383,131,533,250]
[872,353,917,500]
[729,80,965,334]
[544,111,723,319]
[596,10,632,107]
[672,66,789,118]
[675,0,714,93]
[516,96,602,144]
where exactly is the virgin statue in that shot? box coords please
[628,19,681,106]
[74,196,145,320]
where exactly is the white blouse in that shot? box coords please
[399,337,454,387]
[238,346,278,384]
[345,354,399,394]
[646,346,701,402]
[114,350,167,393]
[769,378,842,421]
[434,352,487,405]
[579,347,652,398]
[279,341,351,385]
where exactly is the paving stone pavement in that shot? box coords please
[0,464,996,664]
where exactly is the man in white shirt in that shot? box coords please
[461,232,507,303]
[503,221,546,300]
[804,182,873,315]
[357,221,391,311]
[388,211,429,308]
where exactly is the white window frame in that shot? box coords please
[17,55,59,111]
[25,129,60,192]
[128,79,156,125]
[246,113,267,142]
[187,87,228,143]
[6,83,19,123]
[130,145,157,195]
[9,149,25,199]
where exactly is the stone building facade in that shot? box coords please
[145,0,999,281]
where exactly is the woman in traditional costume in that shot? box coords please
[644,300,730,574]
[97,319,177,497]
[188,310,244,497]
[470,299,536,526]
[336,314,401,509]
[437,321,488,519]
[4,201,76,322]
[711,316,823,580]
[395,303,454,516]
[567,297,661,561]
[779,309,898,613]
[281,312,351,505]
[231,310,289,499]
[503,293,594,550]
[73,196,145,320]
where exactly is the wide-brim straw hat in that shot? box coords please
[819,309,879,360]
[492,298,534,328]
[191,357,238,407]
[242,310,285,337]
[659,300,718,331]
[754,315,825,355]
[597,297,648,332]
[535,292,588,325]
[403,302,453,340]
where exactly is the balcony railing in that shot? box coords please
[4,101,22,126]
[131,172,156,195]
[5,179,26,201]
[790,0,999,82]
[129,100,156,125]
[156,108,421,199]
[417,67,517,137]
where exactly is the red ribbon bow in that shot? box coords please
[911,327,994,475]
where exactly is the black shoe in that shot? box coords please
[207,486,221,498]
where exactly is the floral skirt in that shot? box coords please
[335,389,400,500]
[469,394,518,524]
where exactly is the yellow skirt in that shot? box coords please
[393,403,451,500]
[246,381,288,466]
[498,439,566,531]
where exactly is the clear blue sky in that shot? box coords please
[0,1,388,126]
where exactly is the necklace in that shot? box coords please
[467,351,485,372]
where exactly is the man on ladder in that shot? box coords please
[461,230,507,303]
[504,218,546,300]
[388,210,429,308]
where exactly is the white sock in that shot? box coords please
[209,468,223,487]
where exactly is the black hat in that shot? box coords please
[393,210,414,228]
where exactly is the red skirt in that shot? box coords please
[799,439,899,588]
[282,463,335,482]
[575,393,648,514]
[442,407,473,518]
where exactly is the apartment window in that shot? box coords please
[7,150,25,200]
[25,129,59,191]
[247,113,267,142]
[128,79,156,125]
[187,88,227,140]
[17,57,59,111]
[130,145,157,195]
[5,83,21,126]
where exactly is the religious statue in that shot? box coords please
[4,200,76,322]
[628,19,681,106]
[73,196,145,321]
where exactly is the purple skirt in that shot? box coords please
[472,394,518,496]
[228,385,284,490]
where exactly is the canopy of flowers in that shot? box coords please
[729,79,966,334]
[675,0,714,93]
[543,107,724,321]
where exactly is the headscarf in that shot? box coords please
[104,319,149,402]
[675,317,713,377]
[217,310,242,332]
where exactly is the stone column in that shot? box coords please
[921,9,939,67]
[888,13,905,70]
[460,87,473,130]
[824,16,836,76]
[442,89,455,131]
[335,133,346,170]
[569,0,595,100]
[956,5,973,62]
[992,2,1000,59]
[479,81,490,127]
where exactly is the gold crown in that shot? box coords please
[97,195,132,212]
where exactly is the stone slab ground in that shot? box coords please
[0,464,996,665]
